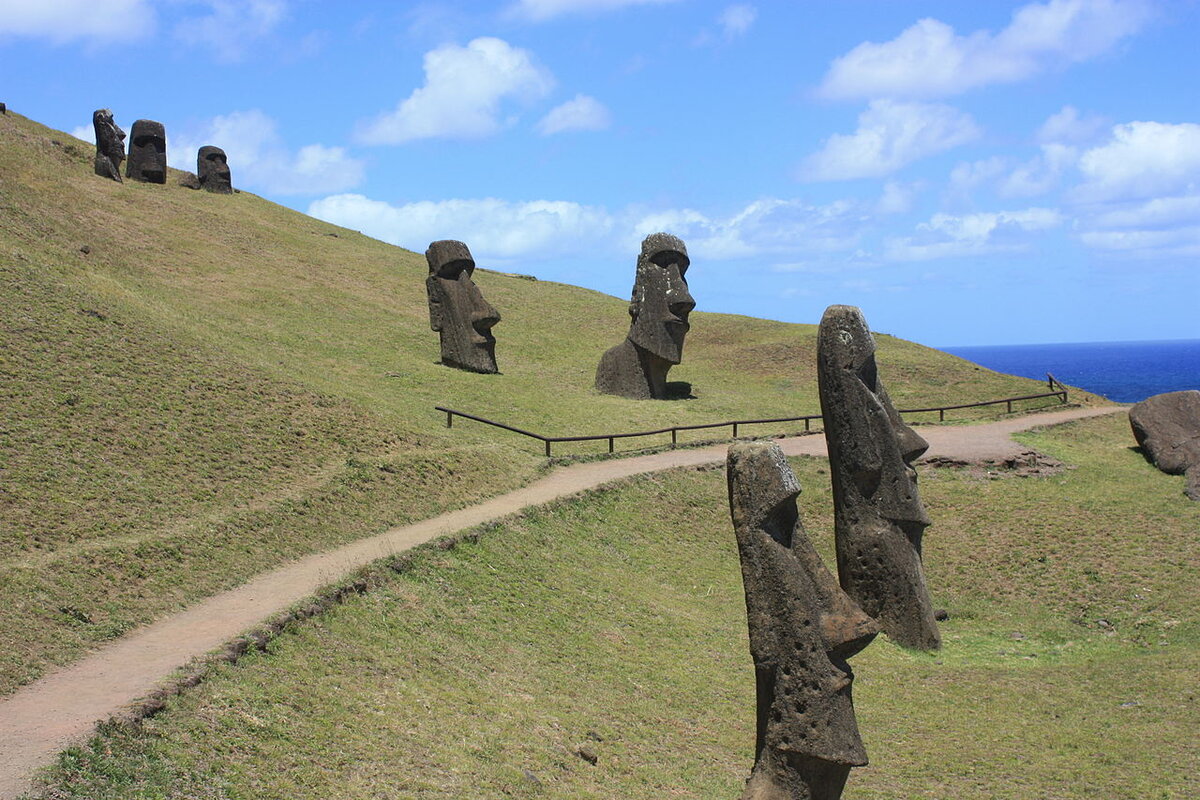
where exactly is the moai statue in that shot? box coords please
[125,119,167,184]
[197,145,232,194]
[727,441,879,800]
[425,240,501,374]
[92,109,126,182]
[817,305,940,651]
[1129,390,1200,501]
[595,232,695,399]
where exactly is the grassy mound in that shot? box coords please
[28,414,1198,799]
[1,108,1094,695]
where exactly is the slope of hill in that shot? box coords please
[0,109,1086,695]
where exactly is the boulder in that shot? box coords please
[1129,390,1200,500]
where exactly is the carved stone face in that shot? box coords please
[126,119,167,184]
[197,145,232,194]
[425,240,500,374]
[817,304,939,651]
[92,109,126,181]
[627,232,694,365]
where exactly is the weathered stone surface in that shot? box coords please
[177,171,201,190]
[1129,390,1200,500]
[197,145,232,193]
[595,233,695,399]
[817,305,940,651]
[727,441,879,800]
[425,240,500,374]
[91,109,125,182]
[125,119,166,184]
[1,102,7,114]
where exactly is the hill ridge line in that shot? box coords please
[0,405,1120,799]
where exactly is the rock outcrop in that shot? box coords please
[1130,390,1200,500]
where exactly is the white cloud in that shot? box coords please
[0,0,154,44]
[173,0,288,63]
[1037,105,1109,144]
[886,207,1063,260]
[998,143,1078,197]
[817,0,1152,100]
[170,109,364,196]
[1078,226,1200,257]
[1074,121,1200,201]
[718,4,757,39]
[508,0,679,23]
[799,100,981,181]
[536,94,612,135]
[307,195,615,261]
[71,124,95,143]
[877,181,917,214]
[357,37,554,144]
[1076,194,1200,258]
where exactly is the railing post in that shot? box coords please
[1007,400,1013,413]
[732,422,739,438]
[939,409,945,422]
[545,440,551,458]
[445,410,453,428]
[804,418,810,432]
[608,437,614,454]
[671,429,677,447]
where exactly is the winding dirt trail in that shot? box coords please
[0,405,1120,798]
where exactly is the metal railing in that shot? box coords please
[436,376,1067,457]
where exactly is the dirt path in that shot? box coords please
[0,405,1121,798]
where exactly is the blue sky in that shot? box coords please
[4,0,1198,346]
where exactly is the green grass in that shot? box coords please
[28,414,1199,799]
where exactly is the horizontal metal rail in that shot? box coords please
[436,382,1067,456]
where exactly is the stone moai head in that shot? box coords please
[727,441,879,800]
[125,119,167,184]
[817,304,940,651]
[425,240,501,374]
[92,109,126,182]
[197,146,232,194]
[628,232,694,366]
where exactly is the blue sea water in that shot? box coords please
[942,339,1200,404]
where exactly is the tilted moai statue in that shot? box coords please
[92,109,126,182]
[595,232,695,399]
[197,146,233,193]
[817,305,940,651]
[727,441,880,800]
[425,240,501,374]
[125,119,167,184]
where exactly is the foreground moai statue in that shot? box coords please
[126,119,167,183]
[727,441,879,800]
[425,240,501,373]
[92,109,126,182]
[1129,390,1200,500]
[595,232,695,399]
[197,146,233,193]
[817,305,940,651]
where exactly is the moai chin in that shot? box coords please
[425,240,500,374]
[197,145,232,194]
[125,119,167,184]
[727,441,879,800]
[817,305,940,651]
[595,232,695,399]
[92,109,126,182]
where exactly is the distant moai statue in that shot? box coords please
[197,146,232,193]
[92,109,126,182]
[425,240,501,374]
[727,441,880,800]
[595,232,695,399]
[125,119,167,184]
[817,305,940,651]
[1,102,7,114]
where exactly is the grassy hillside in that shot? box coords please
[27,414,1198,799]
[1,108,1093,695]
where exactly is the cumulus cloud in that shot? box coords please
[1074,121,1200,201]
[799,100,981,181]
[508,0,680,22]
[877,181,918,214]
[886,207,1063,260]
[536,94,612,135]
[357,38,554,144]
[171,110,364,196]
[173,0,288,63]
[0,0,155,44]
[817,0,1152,100]
[718,4,757,39]
[1037,104,1109,144]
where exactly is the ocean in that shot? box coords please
[942,339,1200,404]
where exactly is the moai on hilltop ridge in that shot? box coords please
[126,119,167,184]
[92,109,126,182]
[425,240,501,374]
[817,305,940,651]
[197,145,232,193]
[727,441,880,800]
[595,232,695,399]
